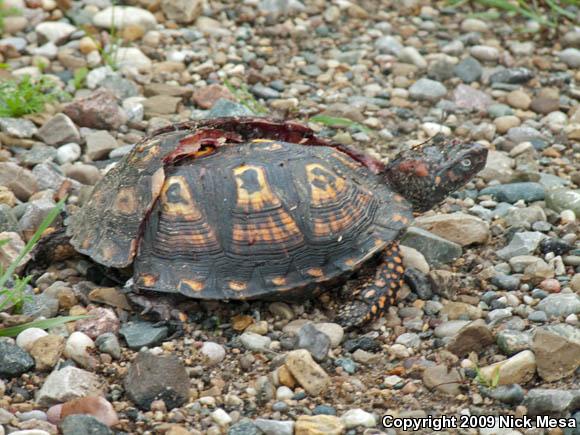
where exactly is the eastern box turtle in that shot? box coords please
[66,117,487,328]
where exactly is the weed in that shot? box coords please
[0,75,69,118]
[309,114,373,134]
[448,0,577,29]
[0,0,21,32]
[223,78,269,115]
[0,199,90,337]
[0,198,65,313]
[73,67,89,90]
[474,365,501,389]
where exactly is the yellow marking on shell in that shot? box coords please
[375,278,386,287]
[306,163,347,204]
[396,265,405,274]
[135,141,160,163]
[365,289,376,298]
[252,139,273,143]
[344,258,356,267]
[379,295,387,308]
[331,151,362,171]
[306,268,324,277]
[179,279,204,292]
[271,276,287,286]
[371,305,378,314]
[394,256,402,264]
[234,165,280,212]
[140,274,157,287]
[114,186,138,215]
[435,175,442,185]
[229,280,247,292]
[393,194,404,202]
[232,211,302,246]
[161,176,203,219]
[387,262,395,269]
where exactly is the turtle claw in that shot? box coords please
[335,300,370,331]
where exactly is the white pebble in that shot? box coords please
[422,122,451,137]
[341,408,377,428]
[211,408,232,426]
[16,328,48,352]
[276,386,293,401]
[560,210,576,224]
[56,143,82,164]
[200,342,226,366]
[566,314,578,326]
[64,331,95,368]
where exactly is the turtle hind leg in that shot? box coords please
[335,242,404,330]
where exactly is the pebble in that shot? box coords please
[124,351,189,410]
[447,319,494,356]
[497,232,546,259]
[532,324,580,381]
[30,334,65,371]
[119,321,168,350]
[240,332,272,351]
[94,333,122,360]
[64,331,97,369]
[47,396,118,427]
[200,342,226,366]
[254,419,294,435]
[37,114,81,146]
[296,323,331,362]
[422,364,463,395]
[545,188,580,215]
[211,408,232,426]
[15,328,48,352]
[285,350,330,396]
[483,384,525,405]
[558,48,580,68]
[36,21,76,44]
[470,45,499,62]
[0,338,34,378]
[340,409,376,428]
[454,57,482,83]
[408,78,447,102]
[93,6,157,30]
[60,414,112,435]
[536,293,580,318]
[489,67,534,84]
[36,366,103,406]
[479,350,536,385]
[294,415,344,435]
[525,389,580,417]
[401,227,462,266]
[414,212,489,246]
[313,323,343,348]
[0,118,38,138]
[479,183,545,204]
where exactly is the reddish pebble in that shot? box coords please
[539,278,560,293]
[75,307,120,339]
[47,396,119,427]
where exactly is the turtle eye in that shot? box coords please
[460,158,472,168]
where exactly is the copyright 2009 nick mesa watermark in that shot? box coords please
[382,414,578,431]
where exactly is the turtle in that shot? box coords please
[65,117,487,328]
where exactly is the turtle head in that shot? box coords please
[383,135,488,212]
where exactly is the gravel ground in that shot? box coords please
[0,1,579,434]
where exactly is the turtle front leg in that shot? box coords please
[336,242,404,329]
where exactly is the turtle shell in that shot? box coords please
[68,118,413,300]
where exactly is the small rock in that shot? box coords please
[497,232,546,259]
[0,117,37,138]
[524,389,580,417]
[64,331,97,369]
[16,328,48,352]
[48,396,118,427]
[0,232,30,273]
[30,334,65,371]
[400,245,430,274]
[285,350,330,396]
[409,78,447,102]
[85,131,118,161]
[211,408,232,426]
[313,323,343,348]
[36,367,103,406]
[414,212,489,246]
[37,114,80,146]
[254,419,294,435]
[93,6,157,31]
[161,0,203,24]
[422,364,463,395]
[401,227,462,266]
[294,415,344,435]
[296,323,331,362]
[94,333,122,360]
[63,90,127,130]
[536,293,580,318]
[454,57,482,83]
[447,319,494,356]
[532,324,580,382]
[60,414,112,435]
[192,84,233,109]
[36,21,76,44]
[558,48,580,68]
[479,183,545,204]
[479,350,536,385]
[0,338,34,378]
[200,342,226,366]
[545,188,580,216]
[453,83,493,110]
[124,351,189,410]
[483,384,525,405]
[120,322,168,350]
[340,409,376,428]
[56,143,82,164]
[240,332,271,351]
[489,68,534,84]
[470,45,499,62]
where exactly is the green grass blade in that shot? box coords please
[0,315,91,337]
[0,198,65,291]
[310,115,372,134]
